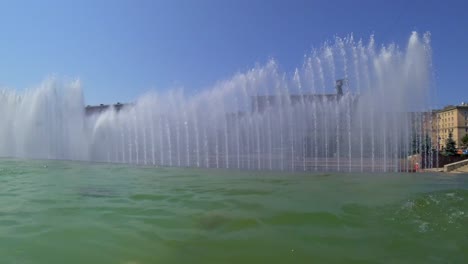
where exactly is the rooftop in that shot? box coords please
[85,102,128,115]
[437,103,468,112]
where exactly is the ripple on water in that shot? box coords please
[78,187,117,198]
[265,211,343,227]
[224,199,264,211]
[196,212,260,232]
[223,188,273,196]
[0,219,20,226]
[129,194,167,201]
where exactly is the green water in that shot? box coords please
[0,159,467,264]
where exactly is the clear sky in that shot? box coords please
[0,0,466,107]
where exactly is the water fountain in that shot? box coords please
[0,32,434,172]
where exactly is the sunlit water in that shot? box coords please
[1,159,467,263]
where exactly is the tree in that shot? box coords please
[444,132,457,156]
[461,134,468,149]
[411,134,432,155]
[411,134,419,155]
[422,134,432,154]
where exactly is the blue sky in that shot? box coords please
[0,0,466,107]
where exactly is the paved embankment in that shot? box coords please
[450,165,468,173]
[444,159,468,173]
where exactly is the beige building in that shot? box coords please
[433,103,468,150]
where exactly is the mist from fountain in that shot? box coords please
[0,32,433,172]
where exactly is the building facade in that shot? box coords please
[85,102,128,116]
[433,103,468,150]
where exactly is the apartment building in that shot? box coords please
[433,103,468,149]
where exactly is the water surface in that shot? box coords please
[0,159,467,263]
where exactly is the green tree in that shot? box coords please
[461,134,468,149]
[411,134,419,155]
[411,134,432,155]
[422,134,432,154]
[444,132,457,156]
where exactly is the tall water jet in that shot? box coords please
[0,32,434,172]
